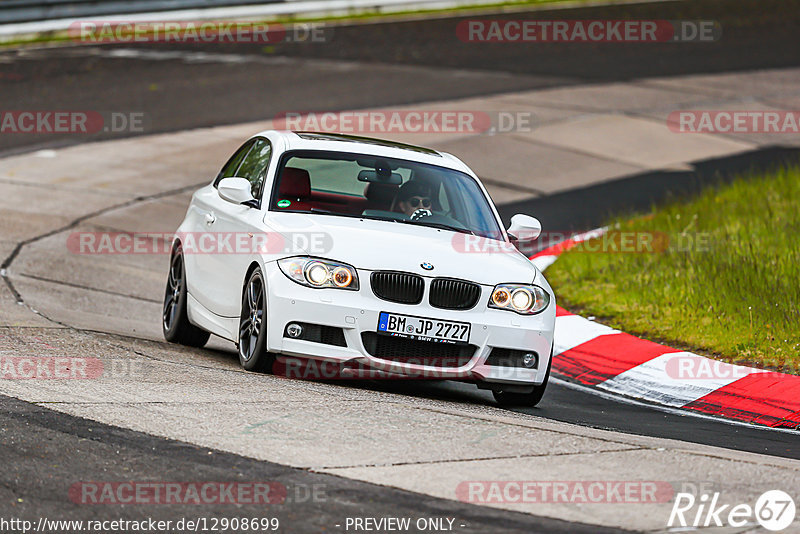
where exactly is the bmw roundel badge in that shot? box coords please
[421,262,434,270]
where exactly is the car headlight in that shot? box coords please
[277,257,359,290]
[489,284,549,315]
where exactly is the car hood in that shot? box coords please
[265,212,539,285]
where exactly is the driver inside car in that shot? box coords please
[393,181,433,218]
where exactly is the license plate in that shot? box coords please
[377,312,471,345]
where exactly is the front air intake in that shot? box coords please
[370,271,424,305]
[429,278,481,310]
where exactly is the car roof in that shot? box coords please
[255,130,472,174]
[294,132,442,156]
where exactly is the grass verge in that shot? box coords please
[546,166,800,372]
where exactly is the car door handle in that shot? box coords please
[204,212,216,225]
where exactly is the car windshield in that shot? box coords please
[269,150,504,240]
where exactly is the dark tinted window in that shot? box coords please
[235,138,272,199]
[213,139,255,187]
[270,151,503,239]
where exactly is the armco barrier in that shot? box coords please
[0,1,283,24]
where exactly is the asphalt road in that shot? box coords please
[0,393,625,534]
[405,380,800,460]
[2,0,800,156]
[1,0,799,530]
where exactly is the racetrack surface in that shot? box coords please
[2,393,622,534]
[1,0,800,531]
[2,0,800,157]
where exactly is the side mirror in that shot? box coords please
[218,177,256,207]
[507,214,541,241]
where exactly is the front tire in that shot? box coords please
[237,268,276,373]
[162,246,210,348]
[492,348,552,408]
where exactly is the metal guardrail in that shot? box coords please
[0,0,286,24]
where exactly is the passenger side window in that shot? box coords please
[235,138,272,199]
[213,139,256,187]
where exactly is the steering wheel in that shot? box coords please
[410,208,433,221]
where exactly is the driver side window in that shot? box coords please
[214,139,255,188]
[235,138,272,200]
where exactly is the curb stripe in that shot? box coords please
[554,305,572,317]
[553,314,620,354]
[534,228,800,430]
[597,352,755,408]
[684,373,800,428]
[554,333,670,386]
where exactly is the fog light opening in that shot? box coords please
[521,352,538,369]
[286,323,303,339]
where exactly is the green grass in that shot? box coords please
[546,166,800,372]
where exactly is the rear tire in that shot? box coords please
[162,246,210,348]
[237,268,276,373]
[492,348,552,407]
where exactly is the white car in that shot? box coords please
[163,131,556,406]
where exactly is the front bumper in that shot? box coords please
[263,263,555,386]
